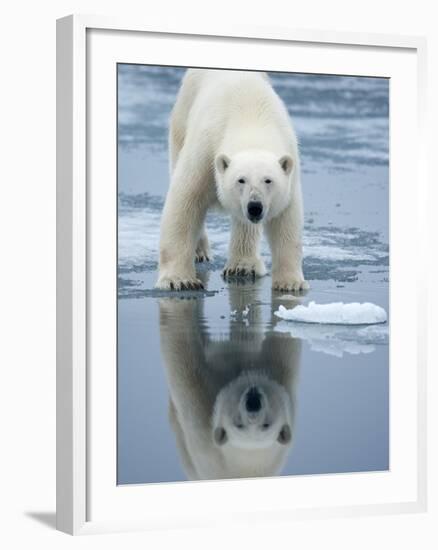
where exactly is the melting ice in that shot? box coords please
[274,301,387,325]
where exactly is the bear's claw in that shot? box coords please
[195,254,210,263]
[222,258,266,281]
[272,278,309,292]
[157,276,204,291]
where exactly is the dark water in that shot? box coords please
[117,65,389,484]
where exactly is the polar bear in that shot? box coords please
[158,283,301,480]
[156,69,308,292]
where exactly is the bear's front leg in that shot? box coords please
[265,205,309,292]
[223,220,267,279]
[156,173,208,291]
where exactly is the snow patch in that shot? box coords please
[274,301,387,325]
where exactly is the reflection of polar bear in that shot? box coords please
[159,287,301,480]
[156,69,308,292]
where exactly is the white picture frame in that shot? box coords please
[56,14,428,535]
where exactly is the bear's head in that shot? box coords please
[212,371,294,450]
[214,150,294,224]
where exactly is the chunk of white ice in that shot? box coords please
[274,301,387,325]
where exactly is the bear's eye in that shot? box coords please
[265,178,272,184]
[236,423,244,429]
[238,178,246,184]
[262,423,270,429]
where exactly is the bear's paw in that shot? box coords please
[223,258,267,280]
[272,276,309,292]
[195,235,211,263]
[156,274,204,291]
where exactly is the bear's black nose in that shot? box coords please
[247,201,263,222]
[246,387,262,413]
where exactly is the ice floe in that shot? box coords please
[274,301,387,325]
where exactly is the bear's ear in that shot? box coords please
[277,424,292,445]
[215,154,231,174]
[279,155,294,175]
[213,427,228,446]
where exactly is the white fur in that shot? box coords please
[157,69,308,291]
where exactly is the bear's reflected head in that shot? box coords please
[214,150,294,224]
[212,372,293,450]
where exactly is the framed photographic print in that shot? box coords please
[56,15,428,535]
